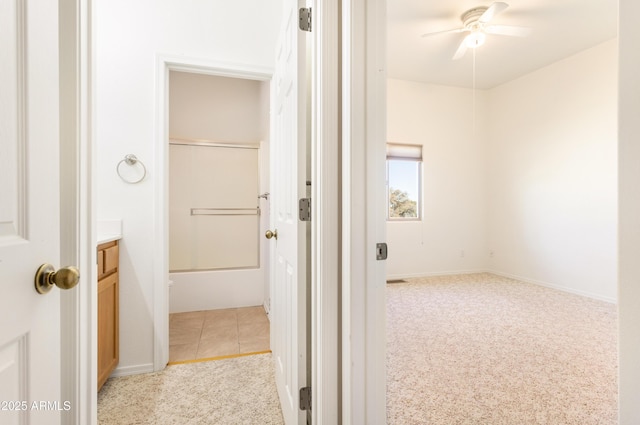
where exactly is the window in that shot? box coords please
[387,143,422,220]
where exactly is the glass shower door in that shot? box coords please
[169,142,260,271]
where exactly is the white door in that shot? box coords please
[0,1,65,423]
[269,0,308,423]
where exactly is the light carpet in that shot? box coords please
[98,353,284,425]
[386,273,618,425]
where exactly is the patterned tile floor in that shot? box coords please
[169,306,270,363]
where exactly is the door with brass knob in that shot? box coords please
[0,0,68,414]
[265,229,278,240]
[35,264,81,294]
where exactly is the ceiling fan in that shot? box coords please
[421,2,531,60]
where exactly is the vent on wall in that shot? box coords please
[386,279,407,284]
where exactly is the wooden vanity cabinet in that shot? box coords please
[97,240,119,391]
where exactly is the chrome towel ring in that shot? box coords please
[116,154,147,184]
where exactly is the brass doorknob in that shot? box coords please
[265,229,278,240]
[35,264,80,294]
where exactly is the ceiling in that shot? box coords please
[387,0,618,89]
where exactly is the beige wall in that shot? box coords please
[169,72,264,143]
[487,39,618,301]
[387,79,488,277]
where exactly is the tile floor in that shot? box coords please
[169,306,270,363]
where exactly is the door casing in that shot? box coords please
[154,56,273,371]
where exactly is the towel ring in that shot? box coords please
[117,154,147,184]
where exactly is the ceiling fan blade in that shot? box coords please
[452,38,468,60]
[479,1,509,24]
[485,25,531,37]
[421,27,467,38]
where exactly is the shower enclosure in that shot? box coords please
[167,71,270,314]
[168,139,269,313]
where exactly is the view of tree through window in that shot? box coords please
[387,159,420,219]
[389,187,417,217]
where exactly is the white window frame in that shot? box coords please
[386,143,423,221]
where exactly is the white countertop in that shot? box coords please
[97,233,122,245]
[97,219,122,245]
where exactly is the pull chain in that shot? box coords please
[472,48,477,137]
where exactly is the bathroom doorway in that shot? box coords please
[167,71,272,362]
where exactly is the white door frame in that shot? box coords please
[60,0,96,424]
[310,0,340,422]
[618,0,640,421]
[153,56,273,371]
[290,0,388,420]
[341,0,388,423]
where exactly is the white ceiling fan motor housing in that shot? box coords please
[462,7,489,30]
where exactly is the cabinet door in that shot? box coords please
[97,272,118,390]
[103,243,119,276]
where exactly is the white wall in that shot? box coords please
[386,79,489,277]
[487,39,618,301]
[387,39,618,302]
[96,0,281,374]
[618,0,640,420]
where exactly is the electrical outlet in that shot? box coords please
[489,250,494,258]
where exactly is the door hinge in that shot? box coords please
[300,386,312,411]
[299,7,312,32]
[376,242,388,260]
[299,198,311,221]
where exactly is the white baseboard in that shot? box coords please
[111,363,155,378]
[486,269,617,304]
[387,269,617,304]
[386,269,487,281]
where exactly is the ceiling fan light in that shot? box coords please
[465,31,486,48]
